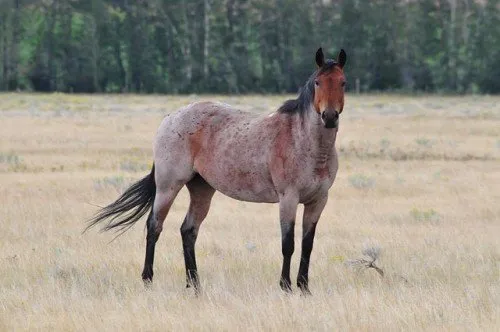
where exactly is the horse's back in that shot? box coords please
[161,101,253,133]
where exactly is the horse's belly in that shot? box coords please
[198,167,279,203]
[217,184,279,203]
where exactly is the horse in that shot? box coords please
[87,47,347,295]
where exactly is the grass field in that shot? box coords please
[0,93,499,331]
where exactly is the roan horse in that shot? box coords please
[87,48,347,295]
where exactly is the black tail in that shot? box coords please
[86,164,156,233]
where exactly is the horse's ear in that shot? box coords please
[337,49,347,68]
[315,47,325,68]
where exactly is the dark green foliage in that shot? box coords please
[0,0,499,94]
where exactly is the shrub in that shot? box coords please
[0,152,28,172]
[415,137,434,147]
[410,208,440,222]
[348,174,375,189]
[119,160,149,172]
[94,176,133,192]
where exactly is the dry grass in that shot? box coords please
[0,93,499,331]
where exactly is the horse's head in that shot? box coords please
[313,48,346,129]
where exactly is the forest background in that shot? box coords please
[1,0,499,94]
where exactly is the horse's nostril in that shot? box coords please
[321,112,327,120]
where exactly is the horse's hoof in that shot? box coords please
[186,281,202,296]
[299,288,312,296]
[280,279,293,293]
[297,281,312,296]
[142,268,153,282]
[142,278,153,289]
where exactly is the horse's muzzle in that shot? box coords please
[321,111,339,128]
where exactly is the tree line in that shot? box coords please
[1,0,499,94]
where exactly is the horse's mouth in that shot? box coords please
[323,119,339,129]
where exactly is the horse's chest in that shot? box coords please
[296,151,338,201]
[298,166,337,202]
[270,139,338,196]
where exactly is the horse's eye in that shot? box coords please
[341,81,346,87]
[314,80,319,87]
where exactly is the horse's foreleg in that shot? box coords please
[297,195,328,295]
[278,193,299,292]
[142,187,182,284]
[181,175,215,294]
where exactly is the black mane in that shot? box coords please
[278,59,338,114]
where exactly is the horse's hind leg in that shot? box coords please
[142,184,183,283]
[181,174,215,292]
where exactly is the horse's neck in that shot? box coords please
[302,109,338,165]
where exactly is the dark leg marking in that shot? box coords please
[181,220,200,291]
[297,222,318,295]
[142,211,159,283]
[280,221,295,292]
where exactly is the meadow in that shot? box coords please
[0,93,499,331]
